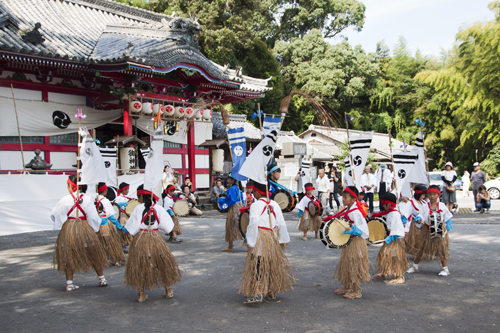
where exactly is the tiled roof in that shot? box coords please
[212,112,262,140]
[0,0,271,93]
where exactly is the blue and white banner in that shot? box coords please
[227,126,247,181]
[262,115,282,137]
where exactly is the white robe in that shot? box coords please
[124,203,174,236]
[385,210,405,238]
[114,194,133,205]
[344,203,369,240]
[246,199,290,250]
[95,194,117,218]
[417,202,453,227]
[296,194,319,221]
[50,194,101,232]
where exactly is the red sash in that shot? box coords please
[140,204,160,225]
[96,197,106,217]
[68,194,87,220]
[304,194,318,211]
[259,198,276,219]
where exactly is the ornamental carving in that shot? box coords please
[21,22,45,45]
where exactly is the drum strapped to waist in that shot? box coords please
[173,200,190,217]
[112,203,121,217]
[366,217,388,244]
[125,199,140,217]
[319,217,352,249]
[429,212,446,238]
[216,194,229,213]
[271,189,297,212]
[307,200,323,217]
[238,211,250,239]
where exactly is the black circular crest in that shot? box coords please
[262,145,273,156]
[52,111,72,129]
[353,155,363,166]
[104,161,111,168]
[398,169,406,179]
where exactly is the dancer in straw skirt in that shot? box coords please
[296,183,323,241]
[95,182,126,266]
[50,175,109,291]
[328,186,371,299]
[399,185,427,256]
[162,184,182,243]
[373,193,407,284]
[407,185,453,276]
[240,180,295,304]
[113,182,134,250]
[218,173,244,252]
[124,185,181,302]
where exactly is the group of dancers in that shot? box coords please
[51,169,453,303]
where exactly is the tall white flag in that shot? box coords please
[349,132,374,188]
[144,129,164,191]
[406,132,429,184]
[300,159,311,190]
[100,147,117,187]
[393,151,418,196]
[239,130,278,184]
[79,128,107,185]
[344,156,354,186]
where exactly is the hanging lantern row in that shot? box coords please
[129,99,212,121]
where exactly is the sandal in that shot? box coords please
[386,277,405,284]
[114,261,122,267]
[266,292,276,300]
[66,283,79,292]
[99,278,108,287]
[244,294,263,304]
[138,294,148,303]
[302,236,308,241]
[334,287,350,295]
[165,290,174,299]
[344,291,362,299]
[221,248,234,252]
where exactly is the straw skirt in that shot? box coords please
[336,236,371,289]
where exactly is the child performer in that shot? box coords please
[296,183,322,241]
[113,182,134,250]
[267,164,281,195]
[124,185,181,302]
[50,175,109,291]
[240,180,295,304]
[407,185,453,276]
[327,186,370,299]
[400,185,427,257]
[357,189,369,217]
[244,180,256,207]
[373,193,407,284]
[218,173,244,252]
[95,182,126,266]
[162,184,182,243]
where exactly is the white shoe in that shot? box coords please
[406,265,419,274]
[438,268,450,276]
[99,277,108,287]
[66,283,79,292]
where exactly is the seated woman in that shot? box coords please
[180,185,203,216]
[476,185,491,213]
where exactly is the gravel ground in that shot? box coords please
[1,214,499,333]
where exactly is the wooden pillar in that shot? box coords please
[187,122,196,191]
[123,101,132,136]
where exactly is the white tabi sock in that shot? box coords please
[67,280,73,285]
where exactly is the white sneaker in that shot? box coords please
[66,283,79,292]
[406,265,419,274]
[99,277,108,287]
[438,268,450,276]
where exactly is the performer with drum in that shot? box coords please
[95,182,126,266]
[113,182,134,251]
[218,173,244,252]
[267,164,281,195]
[50,175,109,292]
[244,180,256,207]
[328,186,371,299]
[407,185,453,276]
[399,185,427,257]
[124,185,181,302]
[373,193,407,284]
[162,184,183,243]
[296,183,323,241]
[240,180,295,304]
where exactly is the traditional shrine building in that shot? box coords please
[0,0,271,189]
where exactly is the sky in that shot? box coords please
[338,0,495,56]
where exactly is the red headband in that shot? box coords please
[344,187,367,218]
[98,184,107,193]
[248,184,269,196]
[118,185,129,192]
[344,187,357,199]
[67,178,77,190]
[304,185,315,191]
[414,190,423,194]
[427,188,441,195]
[381,199,397,208]
[137,189,159,202]
[165,185,175,192]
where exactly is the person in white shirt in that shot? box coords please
[180,185,203,216]
[375,163,392,211]
[360,166,376,215]
[162,165,174,189]
[50,175,109,292]
[316,169,330,214]
[441,162,457,211]
[240,180,295,304]
[373,193,407,284]
[124,185,181,302]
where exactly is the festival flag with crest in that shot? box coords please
[78,127,107,185]
[227,125,247,181]
[406,132,429,184]
[239,129,278,184]
[343,156,354,186]
[300,159,311,190]
[348,132,374,188]
[99,147,117,187]
[144,129,164,191]
[262,115,282,137]
[392,151,418,196]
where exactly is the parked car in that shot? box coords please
[428,171,463,190]
[484,177,500,200]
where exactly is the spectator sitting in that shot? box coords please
[476,185,491,213]
[183,176,193,193]
[180,185,202,216]
[211,178,226,203]
[172,176,182,197]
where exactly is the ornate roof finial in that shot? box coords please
[21,22,45,45]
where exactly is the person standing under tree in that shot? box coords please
[375,163,392,212]
[329,166,341,211]
[471,162,487,212]
[360,166,376,216]
[316,169,330,215]
[462,170,471,197]
[441,162,457,212]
